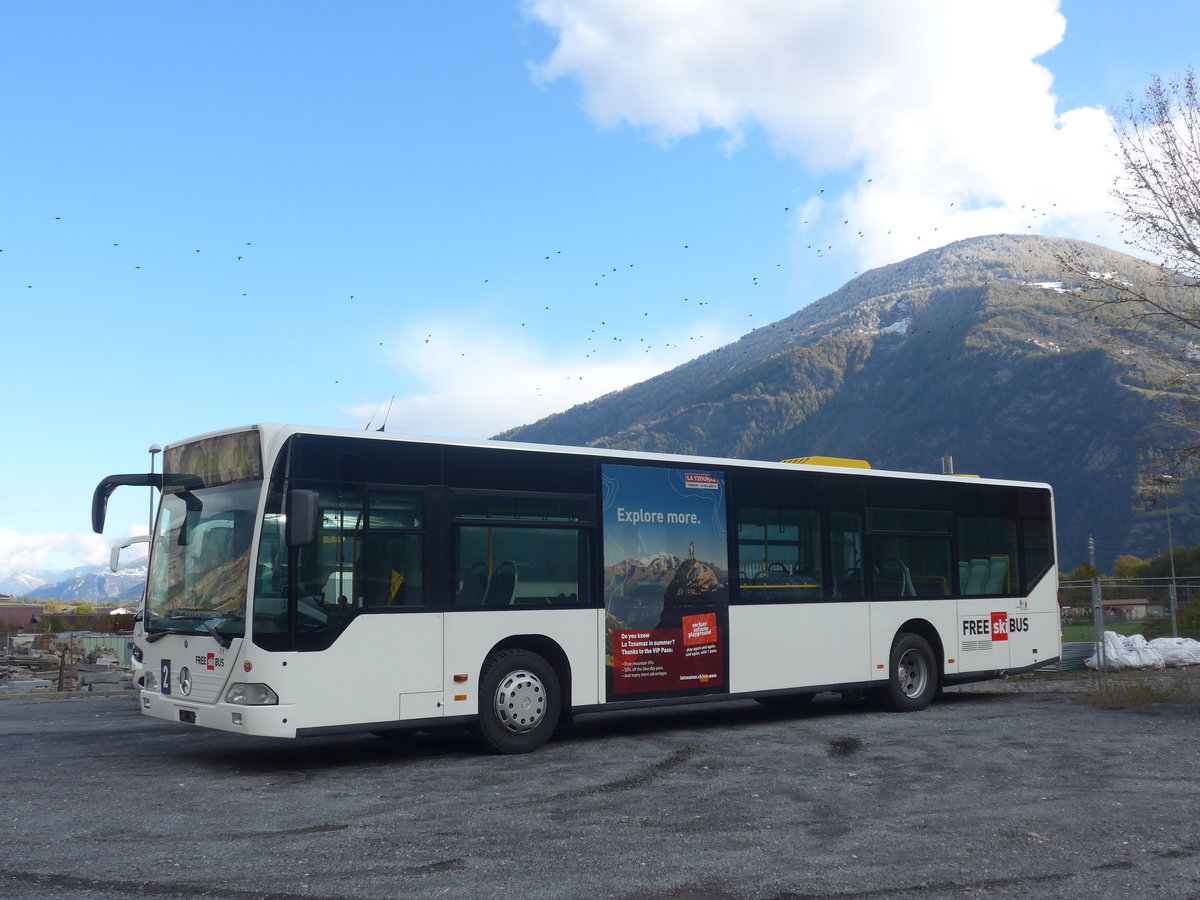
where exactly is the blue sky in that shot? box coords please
[1,0,1197,577]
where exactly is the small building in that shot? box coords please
[1101,598,1151,620]
[0,605,42,629]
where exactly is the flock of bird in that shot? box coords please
[3,195,1106,408]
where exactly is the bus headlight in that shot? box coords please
[225,683,279,705]
[144,669,158,691]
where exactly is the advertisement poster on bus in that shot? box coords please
[601,464,729,700]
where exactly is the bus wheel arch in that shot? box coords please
[876,620,942,712]
[487,634,572,708]
[470,637,570,754]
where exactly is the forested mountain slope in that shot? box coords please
[499,235,1198,569]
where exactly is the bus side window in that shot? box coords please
[864,510,952,599]
[955,484,1027,596]
[829,511,864,599]
[454,525,588,608]
[360,532,423,607]
[735,508,822,602]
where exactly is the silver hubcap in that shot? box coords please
[897,648,929,698]
[493,668,547,735]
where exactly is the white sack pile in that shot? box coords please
[1086,632,1200,671]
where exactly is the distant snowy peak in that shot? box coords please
[0,571,49,595]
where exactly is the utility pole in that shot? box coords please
[1154,475,1181,638]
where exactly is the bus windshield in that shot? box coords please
[145,481,262,642]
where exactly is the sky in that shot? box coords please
[2,0,1198,578]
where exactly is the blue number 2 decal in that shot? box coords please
[160,659,172,695]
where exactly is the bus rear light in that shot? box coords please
[454,674,469,683]
[225,683,279,705]
[454,694,468,701]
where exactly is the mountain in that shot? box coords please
[7,565,146,603]
[499,234,1199,571]
[0,571,49,595]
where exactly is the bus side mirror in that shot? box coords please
[110,535,151,572]
[286,490,320,548]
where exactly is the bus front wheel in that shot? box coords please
[876,632,937,712]
[471,649,561,754]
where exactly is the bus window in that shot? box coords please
[452,491,591,609]
[866,509,952,598]
[454,526,588,608]
[252,484,426,651]
[358,489,424,608]
[1020,516,1054,592]
[956,516,1018,595]
[951,484,1056,596]
[735,508,822,602]
[829,511,864,599]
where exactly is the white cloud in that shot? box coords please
[526,0,1124,267]
[0,525,146,576]
[348,309,735,439]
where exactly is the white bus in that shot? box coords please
[94,424,1060,753]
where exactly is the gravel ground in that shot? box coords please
[1,669,1199,899]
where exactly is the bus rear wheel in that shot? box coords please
[470,649,561,754]
[876,632,937,712]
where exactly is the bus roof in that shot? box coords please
[165,423,1053,493]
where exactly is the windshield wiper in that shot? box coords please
[203,621,233,649]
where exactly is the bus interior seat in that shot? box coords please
[874,558,916,597]
[484,561,518,606]
[459,562,487,605]
[984,555,1010,594]
[963,558,990,595]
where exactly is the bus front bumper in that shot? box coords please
[139,690,298,738]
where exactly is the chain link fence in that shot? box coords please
[1059,576,1200,640]
[1056,576,1200,673]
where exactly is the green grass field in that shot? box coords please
[1060,619,1199,642]
[1061,622,1144,642]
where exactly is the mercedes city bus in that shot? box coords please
[94,424,1059,753]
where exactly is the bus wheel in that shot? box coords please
[471,649,561,754]
[877,632,937,712]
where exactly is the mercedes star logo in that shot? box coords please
[180,666,192,696]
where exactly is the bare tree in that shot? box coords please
[1061,70,1200,333]
[1116,69,1200,280]
[1056,70,1200,475]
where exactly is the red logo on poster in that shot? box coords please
[684,473,720,490]
[990,612,1009,641]
[683,612,718,646]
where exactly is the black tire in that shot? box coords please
[754,692,815,708]
[876,632,937,712]
[470,649,561,754]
